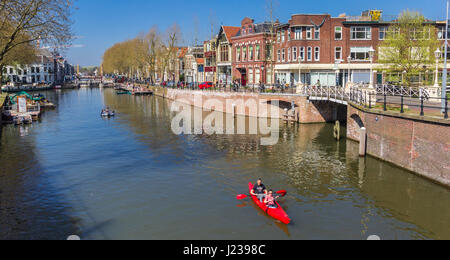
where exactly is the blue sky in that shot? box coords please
[67,0,446,66]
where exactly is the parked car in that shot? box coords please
[199,82,213,89]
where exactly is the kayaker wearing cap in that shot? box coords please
[251,179,268,202]
[264,190,279,209]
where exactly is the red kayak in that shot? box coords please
[248,183,291,224]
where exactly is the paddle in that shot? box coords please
[236,190,287,200]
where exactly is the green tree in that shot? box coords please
[378,10,440,86]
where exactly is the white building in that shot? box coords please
[3,49,55,85]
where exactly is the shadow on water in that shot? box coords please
[0,123,80,240]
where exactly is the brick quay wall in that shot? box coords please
[347,104,450,187]
[148,86,449,187]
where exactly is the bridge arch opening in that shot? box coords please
[350,114,365,128]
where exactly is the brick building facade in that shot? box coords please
[274,11,446,88]
[231,18,276,86]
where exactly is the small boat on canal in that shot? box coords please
[247,183,291,224]
[116,91,132,95]
[101,108,115,118]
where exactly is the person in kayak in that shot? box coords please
[264,190,279,209]
[251,179,268,202]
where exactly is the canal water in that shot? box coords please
[0,88,449,240]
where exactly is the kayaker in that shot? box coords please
[251,179,267,202]
[264,190,279,209]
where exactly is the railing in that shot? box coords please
[374,85,430,99]
[161,83,298,94]
[302,85,449,120]
[301,85,351,102]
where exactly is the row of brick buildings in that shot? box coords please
[174,10,446,88]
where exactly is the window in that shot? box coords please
[306,27,312,39]
[9,68,13,74]
[282,49,285,62]
[335,27,342,40]
[256,45,260,61]
[293,47,297,61]
[237,47,241,62]
[314,28,320,40]
[307,47,312,61]
[243,46,247,61]
[31,67,35,73]
[277,32,281,43]
[248,68,253,84]
[350,26,372,40]
[314,47,320,61]
[295,28,302,40]
[249,45,254,61]
[379,27,387,40]
[410,28,431,40]
[277,50,281,62]
[438,27,446,40]
[36,67,40,73]
[220,45,229,62]
[266,44,272,60]
[350,47,372,61]
[299,47,305,61]
[379,26,400,40]
[281,30,285,42]
[288,29,291,41]
[335,47,342,61]
[287,48,291,62]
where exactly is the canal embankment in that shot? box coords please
[146,85,449,187]
[347,103,450,187]
[147,85,347,123]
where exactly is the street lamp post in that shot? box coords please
[347,56,352,84]
[334,60,341,87]
[435,48,442,88]
[442,0,449,112]
[298,58,302,87]
[368,47,376,89]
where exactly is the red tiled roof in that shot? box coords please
[222,26,240,42]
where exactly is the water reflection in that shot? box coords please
[102,89,449,240]
[0,88,448,240]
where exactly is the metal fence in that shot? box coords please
[140,82,450,120]
[350,87,448,120]
[162,83,298,94]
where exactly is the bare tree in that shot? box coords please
[265,0,279,85]
[0,0,73,62]
[141,26,162,84]
[0,0,73,83]
[162,23,182,82]
[208,9,217,40]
